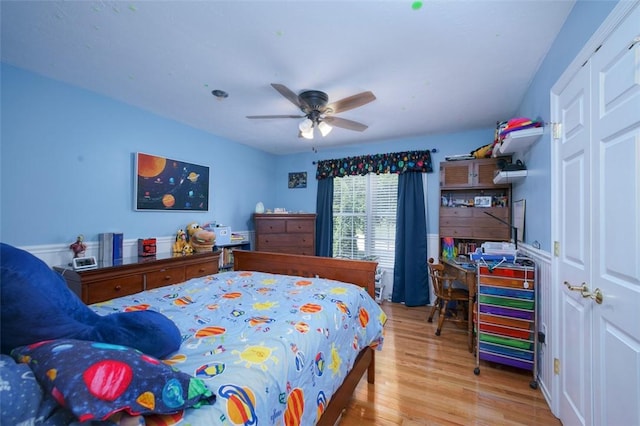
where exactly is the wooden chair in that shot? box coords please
[427,258,469,336]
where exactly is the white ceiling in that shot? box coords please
[0,1,575,155]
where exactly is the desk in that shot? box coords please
[440,258,476,352]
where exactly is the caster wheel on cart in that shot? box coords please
[474,367,480,375]
[529,380,538,390]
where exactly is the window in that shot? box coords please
[332,173,398,268]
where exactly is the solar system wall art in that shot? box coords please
[134,152,209,211]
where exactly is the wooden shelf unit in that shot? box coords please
[439,158,512,256]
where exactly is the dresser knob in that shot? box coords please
[115,285,122,291]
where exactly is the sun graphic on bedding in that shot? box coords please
[233,344,279,371]
[252,300,278,310]
[328,343,342,376]
[328,287,348,295]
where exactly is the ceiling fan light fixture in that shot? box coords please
[318,121,333,137]
[298,118,313,133]
[300,127,314,139]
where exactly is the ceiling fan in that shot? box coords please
[246,83,376,139]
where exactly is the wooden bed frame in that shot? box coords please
[233,250,379,425]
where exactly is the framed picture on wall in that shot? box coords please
[288,172,307,189]
[134,152,209,211]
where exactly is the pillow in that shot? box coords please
[1,243,181,359]
[0,354,43,425]
[11,339,215,422]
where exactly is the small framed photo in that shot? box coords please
[474,196,492,207]
[288,172,307,189]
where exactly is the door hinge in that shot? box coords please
[552,122,562,140]
[554,241,560,257]
[554,358,560,375]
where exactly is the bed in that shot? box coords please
[5,250,386,425]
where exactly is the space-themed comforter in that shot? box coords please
[91,270,387,425]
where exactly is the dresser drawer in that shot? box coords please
[146,266,186,290]
[285,220,315,233]
[255,219,286,234]
[85,274,144,304]
[257,233,314,248]
[185,260,217,280]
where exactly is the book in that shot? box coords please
[112,232,124,262]
[98,233,113,264]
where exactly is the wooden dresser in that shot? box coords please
[254,213,316,255]
[54,251,220,304]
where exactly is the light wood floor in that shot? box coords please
[339,302,561,425]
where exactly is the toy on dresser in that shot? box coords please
[172,228,193,255]
[186,222,216,253]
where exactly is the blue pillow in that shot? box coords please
[0,243,181,358]
[12,339,215,422]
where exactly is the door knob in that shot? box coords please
[563,281,603,304]
[564,281,586,292]
[584,287,604,304]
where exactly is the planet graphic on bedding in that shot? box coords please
[316,391,328,421]
[219,384,257,425]
[195,362,225,379]
[284,388,304,426]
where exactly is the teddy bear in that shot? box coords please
[186,222,216,253]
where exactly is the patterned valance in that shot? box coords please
[315,150,433,180]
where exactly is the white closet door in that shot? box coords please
[590,3,640,424]
[554,3,640,425]
[556,60,592,426]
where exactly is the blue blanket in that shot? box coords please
[91,270,387,425]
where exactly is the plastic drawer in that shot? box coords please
[479,323,533,340]
[479,304,534,320]
[479,285,534,300]
[479,333,533,350]
[479,351,534,371]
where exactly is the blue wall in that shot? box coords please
[511,0,618,251]
[1,0,618,250]
[0,64,277,246]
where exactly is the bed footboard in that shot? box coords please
[233,250,377,298]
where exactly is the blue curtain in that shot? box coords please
[391,172,429,306]
[315,177,334,257]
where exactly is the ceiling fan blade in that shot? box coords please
[323,116,368,132]
[246,114,304,119]
[326,91,376,114]
[271,83,304,109]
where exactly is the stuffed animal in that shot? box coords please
[0,243,181,358]
[172,228,193,255]
[186,222,216,253]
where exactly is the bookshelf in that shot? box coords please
[215,238,251,271]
